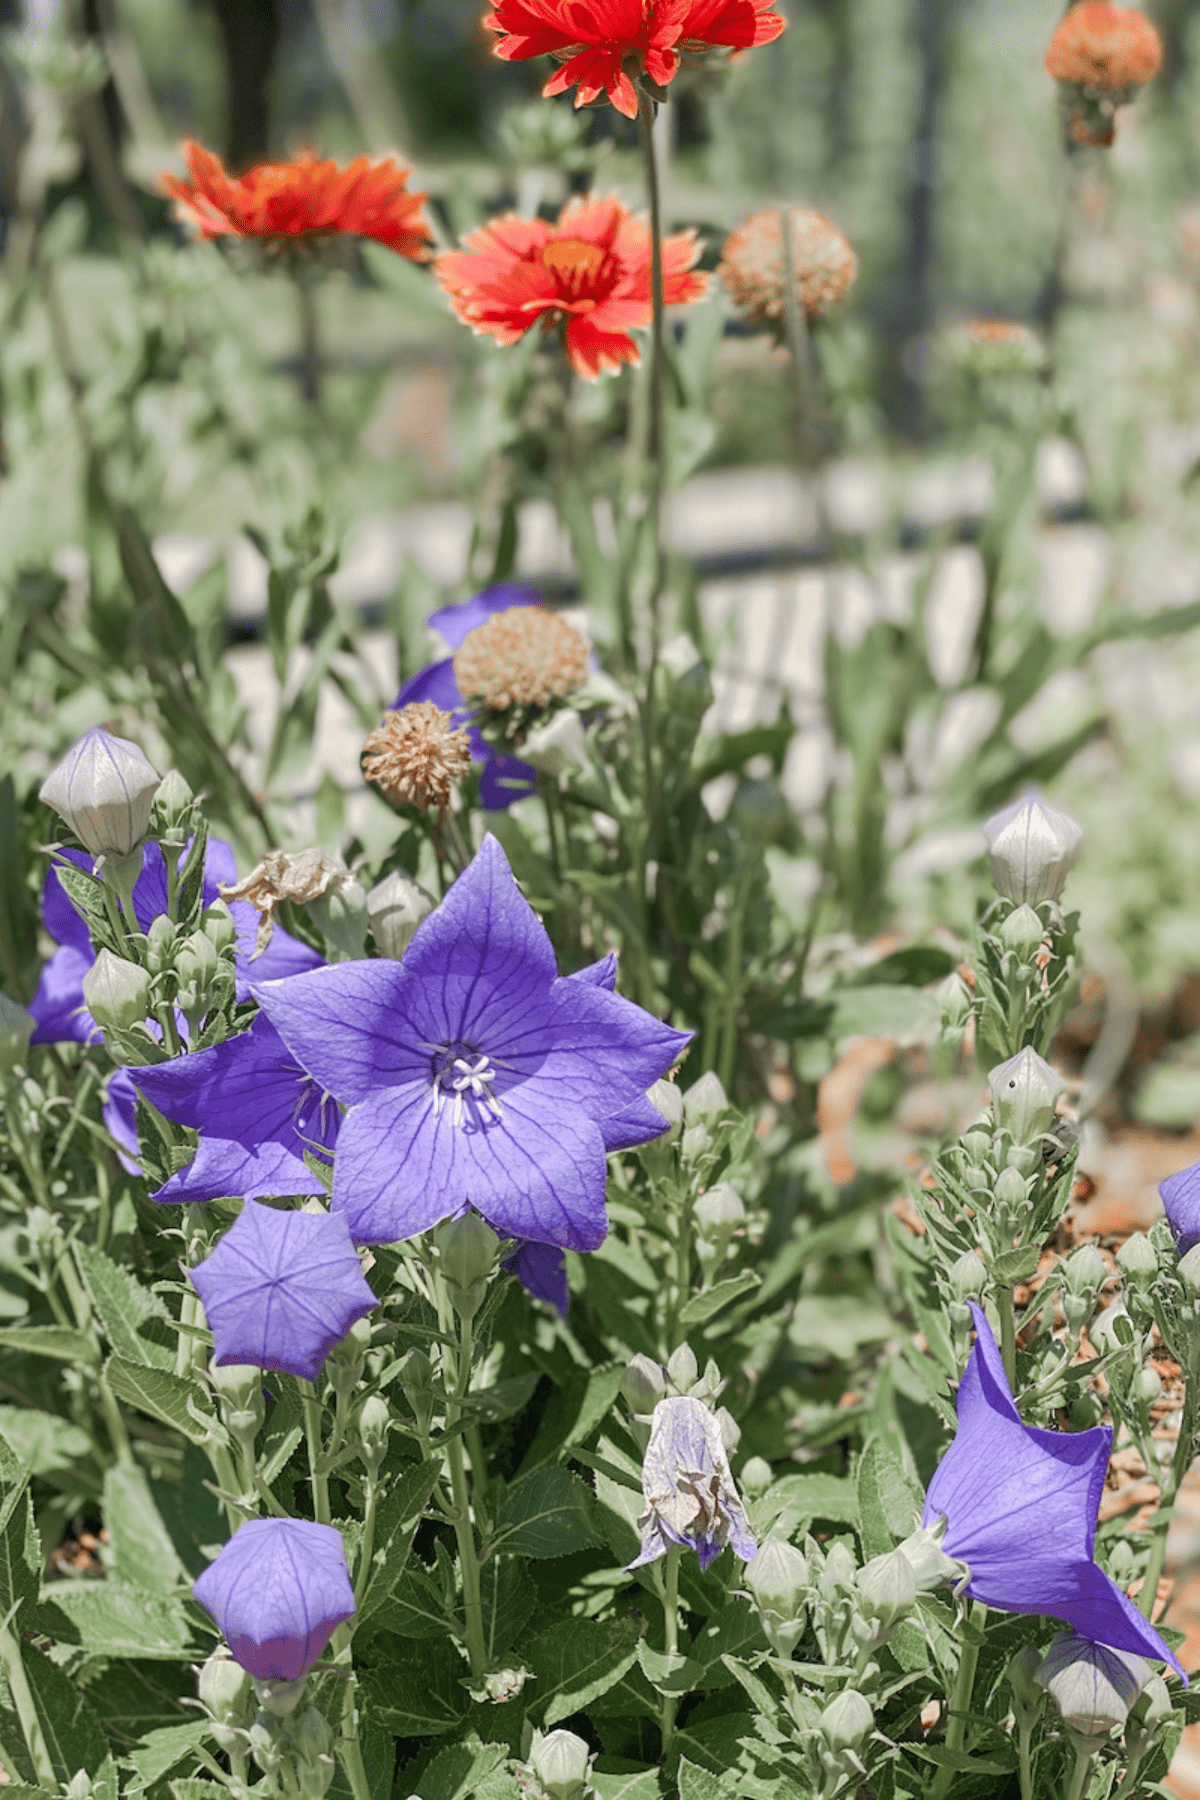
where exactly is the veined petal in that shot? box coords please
[28,945,97,1045]
[568,952,619,991]
[152,1133,328,1205]
[254,960,427,1106]
[494,979,691,1120]
[600,1093,671,1151]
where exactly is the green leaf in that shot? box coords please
[481,1555,536,1659]
[0,1482,39,1626]
[686,1599,766,1687]
[526,1616,642,1726]
[636,1641,706,1696]
[409,1735,509,1800]
[677,1757,737,1800]
[75,1242,174,1370]
[104,1357,213,1444]
[677,1273,760,1332]
[751,1472,860,1539]
[36,1582,195,1658]
[516,1363,624,1477]
[362,1638,468,1738]
[0,1408,91,1480]
[103,1462,190,1596]
[23,1645,108,1785]
[591,1770,660,1800]
[789,1295,894,1359]
[0,1326,96,1364]
[493,1468,597,1559]
[88,1660,194,1749]
[258,1375,305,1484]
[856,1439,924,1560]
[356,1457,441,1625]
[126,1721,211,1791]
[151,1445,228,1578]
[830,985,939,1045]
[989,1245,1041,1286]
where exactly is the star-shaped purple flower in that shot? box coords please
[255,836,691,1250]
[923,1303,1185,1677]
[132,1015,339,1204]
[189,1200,375,1381]
[628,1395,757,1573]
[193,1517,355,1680]
[395,585,543,810]
[28,838,322,1045]
[1159,1159,1200,1254]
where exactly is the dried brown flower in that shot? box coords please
[1045,4,1162,92]
[718,207,857,326]
[221,848,350,956]
[453,606,589,712]
[362,701,472,819]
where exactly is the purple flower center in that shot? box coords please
[426,1040,505,1129]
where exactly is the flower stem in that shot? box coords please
[1064,1737,1094,1800]
[337,1669,373,1800]
[1137,1330,1200,1619]
[433,1275,488,1682]
[930,1601,987,1800]
[0,1622,55,1790]
[354,1475,379,1610]
[660,1545,681,1754]
[997,1284,1018,1391]
[1017,1718,1035,1800]
[637,84,666,622]
[779,206,815,465]
[302,1385,331,1526]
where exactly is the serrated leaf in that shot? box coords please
[989,1245,1041,1286]
[591,1770,660,1800]
[356,1457,441,1625]
[517,1363,624,1477]
[104,1461,190,1596]
[677,1273,760,1332]
[0,1326,96,1364]
[104,1357,213,1444]
[258,1375,304,1484]
[362,1637,468,1737]
[526,1617,643,1726]
[75,1242,174,1370]
[126,1721,211,1790]
[409,1735,509,1800]
[23,1644,108,1785]
[0,1482,39,1624]
[856,1438,924,1560]
[494,1468,596,1559]
[36,1581,195,1658]
[686,1599,765,1686]
[750,1472,860,1538]
[677,1757,736,1800]
[636,1640,705,1696]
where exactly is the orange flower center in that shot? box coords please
[540,238,613,298]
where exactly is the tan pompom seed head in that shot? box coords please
[362,702,472,818]
[453,607,589,712]
[718,207,857,325]
[1044,4,1163,93]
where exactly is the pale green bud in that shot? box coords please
[399,1347,435,1431]
[857,1548,917,1629]
[993,1165,1028,1211]
[1063,1244,1106,1294]
[1088,1303,1134,1355]
[1007,1644,1044,1712]
[254,1676,308,1718]
[198,1651,252,1724]
[988,1046,1064,1144]
[819,1540,858,1601]
[357,1394,391,1475]
[666,1343,699,1393]
[146,914,177,973]
[895,1523,961,1593]
[366,870,434,961]
[645,1079,683,1141]
[1116,1232,1159,1288]
[528,1727,593,1800]
[177,929,219,983]
[1133,1366,1162,1405]
[998,904,1044,959]
[683,1071,727,1124]
[292,1707,336,1799]
[435,1211,500,1319]
[211,1360,265,1441]
[202,900,239,953]
[40,726,160,859]
[82,948,151,1031]
[310,879,368,962]
[947,1251,985,1301]
[961,1129,993,1166]
[740,1456,773,1497]
[0,993,34,1074]
[1035,1633,1147,1736]
[936,971,973,1031]
[1179,1243,1200,1294]
[745,1536,808,1656]
[695,1183,745,1234]
[326,1316,372,1401]
[680,1123,709,1158]
[153,768,194,830]
[621,1354,667,1414]
[984,794,1082,905]
[820,1689,874,1753]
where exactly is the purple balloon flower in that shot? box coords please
[189,1200,375,1381]
[395,585,544,810]
[29,839,322,1046]
[923,1304,1185,1678]
[255,835,691,1250]
[1159,1160,1200,1253]
[193,1517,356,1680]
[628,1395,758,1573]
[132,1014,340,1203]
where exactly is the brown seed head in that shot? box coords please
[718,207,857,325]
[453,607,589,712]
[1045,4,1163,92]
[362,702,472,818]
[221,848,349,956]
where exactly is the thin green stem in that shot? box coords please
[303,1386,331,1526]
[660,1546,681,1753]
[1064,1737,1094,1800]
[779,206,815,465]
[338,1671,373,1800]
[354,1476,379,1610]
[1017,1719,1035,1800]
[637,84,666,623]
[431,1272,488,1680]
[1138,1332,1200,1618]
[930,1602,987,1800]
[997,1285,1018,1391]
[0,1623,56,1790]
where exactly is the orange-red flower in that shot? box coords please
[1044,3,1162,93]
[164,141,432,261]
[484,0,786,120]
[435,194,708,377]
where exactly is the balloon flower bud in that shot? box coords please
[998,903,1044,961]
[153,768,194,831]
[528,1727,594,1800]
[740,1456,773,1497]
[621,1354,667,1416]
[1035,1631,1148,1736]
[694,1182,745,1265]
[936,971,973,1032]
[40,726,161,859]
[666,1342,699,1393]
[645,1078,683,1142]
[988,1046,1065,1145]
[309,878,368,962]
[202,900,239,954]
[820,1689,874,1754]
[366,870,434,961]
[993,1165,1029,1212]
[0,993,34,1074]
[146,915,177,974]
[683,1070,727,1125]
[198,1650,253,1724]
[857,1547,917,1631]
[819,1539,858,1602]
[744,1536,809,1656]
[947,1251,985,1302]
[1178,1243,1200,1295]
[356,1394,391,1476]
[82,949,151,1032]
[1116,1232,1158,1288]
[983,792,1082,905]
[399,1347,435,1433]
[291,1707,336,1800]
[434,1210,500,1319]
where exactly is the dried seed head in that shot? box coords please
[453,607,589,712]
[220,848,350,956]
[718,206,857,325]
[1045,4,1162,92]
[361,702,472,819]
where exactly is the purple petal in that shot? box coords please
[600,1095,671,1152]
[193,1517,355,1681]
[505,1239,569,1315]
[477,752,538,810]
[402,831,558,1004]
[41,851,95,954]
[229,904,325,998]
[501,980,691,1122]
[28,944,98,1045]
[428,586,543,651]
[255,961,427,1107]
[1160,1160,1200,1254]
[393,656,471,719]
[1039,1562,1186,1679]
[568,953,619,992]
[102,1067,142,1174]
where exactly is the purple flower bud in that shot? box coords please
[189,1200,375,1383]
[628,1394,757,1574]
[40,726,161,859]
[193,1518,355,1680]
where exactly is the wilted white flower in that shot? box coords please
[366,870,434,961]
[1035,1631,1148,1736]
[40,726,161,860]
[983,792,1082,904]
[988,1045,1065,1144]
[628,1394,757,1573]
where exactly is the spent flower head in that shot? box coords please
[455,606,590,712]
[220,849,352,958]
[1045,4,1162,92]
[361,702,472,820]
[718,206,856,325]
[40,726,161,860]
[628,1393,757,1573]
[193,1518,356,1681]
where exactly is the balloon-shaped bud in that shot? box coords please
[366,870,435,961]
[620,1354,667,1415]
[998,904,1044,959]
[744,1535,808,1656]
[683,1070,727,1124]
[82,949,151,1032]
[666,1343,699,1393]
[983,792,1082,905]
[820,1689,874,1753]
[1035,1631,1148,1736]
[1116,1232,1158,1288]
[528,1728,593,1800]
[857,1548,917,1630]
[40,726,161,859]
[988,1046,1065,1144]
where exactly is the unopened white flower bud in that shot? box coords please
[528,1727,593,1800]
[998,903,1044,959]
[683,1070,727,1124]
[1035,1632,1147,1736]
[988,1046,1064,1144]
[820,1689,874,1753]
[40,726,161,859]
[1088,1303,1134,1355]
[645,1079,683,1142]
[1179,1243,1200,1294]
[199,1651,252,1724]
[1008,1644,1044,1713]
[993,1165,1029,1211]
[857,1548,917,1629]
[984,793,1082,905]
[819,1539,858,1600]
[522,709,590,778]
[745,1536,808,1656]
[310,878,368,962]
[946,1250,985,1301]
[292,1707,336,1797]
[357,1394,391,1475]
[82,949,151,1032]
[202,900,239,954]
[0,993,34,1074]
[1116,1232,1159,1288]
[666,1343,699,1392]
[435,1210,499,1289]
[621,1354,667,1414]
[366,870,435,961]
[695,1183,745,1235]
[740,1455,773,1497]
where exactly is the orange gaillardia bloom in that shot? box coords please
[436,194,708,378]
[164,141,432,260]
[485,0,786,120]
[1044,4,1163,145]
[718,207,856,326]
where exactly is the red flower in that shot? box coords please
[164,141,432,261]
[436,194,708,377]
[1044,4,1162,93]
[484,0,786,119]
